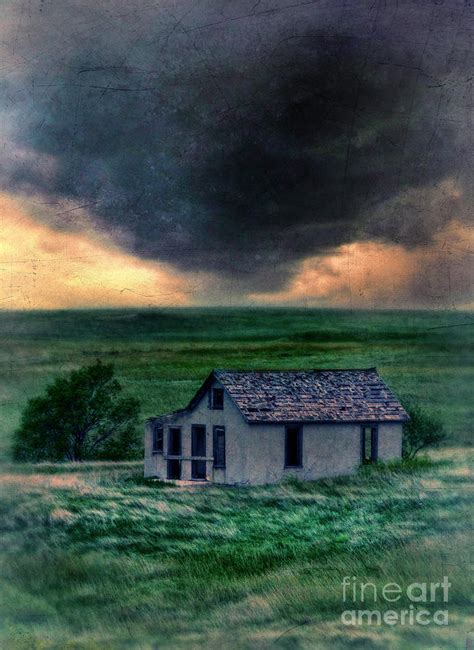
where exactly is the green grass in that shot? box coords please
[1,308,473,459]
[0,450,472,648]
[0,308,472,648]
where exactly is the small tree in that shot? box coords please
[402,402,446,460]
[13,361,140,462]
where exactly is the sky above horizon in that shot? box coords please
[0,0,473,310]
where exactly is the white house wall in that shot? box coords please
[377,422,403,461]
[144,379,404,484]
[144,379,248,481]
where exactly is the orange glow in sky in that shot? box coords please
[251,222,474,310]
[1,192,472,310]
[0,194,191,309]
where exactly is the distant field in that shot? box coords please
[0,309,472,648]
[0,308,472,459]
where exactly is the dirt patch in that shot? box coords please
[0,472,87,490]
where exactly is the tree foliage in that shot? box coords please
[402,402,446,459]
[13,361,140,462]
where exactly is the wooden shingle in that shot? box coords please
[213,369,409,423]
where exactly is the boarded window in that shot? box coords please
[361,426,378,463]
[152,425,163,453]
[213,426,226,469]
[168,427,182,456]
[211,388,224,410]
[285,426,302,467]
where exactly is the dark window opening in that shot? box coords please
[213,426,226,469]
[168,427,181,456]
[192,425,206,456]
[167,459,181,480]
[285,426,302,467]
[361,426,378,463]
[211,388,224,410]
[152,425,163,453]
[192,425,206,479]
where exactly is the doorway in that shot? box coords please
[361,425,378,463]
[191,425,206,480]
[167,459,181,480]
[168,427,181,455]
[167,427,182,480]
[285,426,303,467]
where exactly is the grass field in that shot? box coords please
[1,308,473,457]
[0,308,472,648]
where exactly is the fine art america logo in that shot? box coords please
[341,576,451,627]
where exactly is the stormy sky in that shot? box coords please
[0,0,473,308]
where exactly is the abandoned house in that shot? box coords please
[144,369,409,485]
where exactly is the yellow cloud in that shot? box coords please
[251,222,474,309]
[1,192,472,310]
[0,194,191,309]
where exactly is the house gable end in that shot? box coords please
[163,372,248,423]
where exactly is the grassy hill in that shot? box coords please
[0,308,472,648]
[0,308,472,458]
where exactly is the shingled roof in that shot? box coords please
[210,369,409,424]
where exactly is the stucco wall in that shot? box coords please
[144,379,404,484]
[232,422,363,484]
[377,422,403,461]
[144,379,248,481]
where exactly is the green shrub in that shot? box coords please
[12,361,141,462]
[402,402,446,459]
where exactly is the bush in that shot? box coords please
[402,402,446,459]
[13,361,141,462]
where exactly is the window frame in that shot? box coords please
[361,425,379,464]
[152,424,164,454]
[210,387,224,410]
[284,425,303,468]
[213,425,226,469]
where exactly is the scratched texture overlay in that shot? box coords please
[0,1,473,649]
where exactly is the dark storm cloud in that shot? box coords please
[1,0,472,292]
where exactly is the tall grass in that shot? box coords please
[0,449,472,648]
[0,309,472,647]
